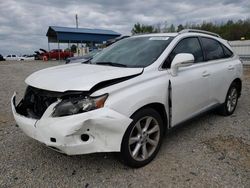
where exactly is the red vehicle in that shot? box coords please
[38,49,73,60]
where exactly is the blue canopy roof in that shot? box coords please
[46,26,121,43]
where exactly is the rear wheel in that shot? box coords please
[217,82,239,116]
[120,108,163,168]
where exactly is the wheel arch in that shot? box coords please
[217,77,241,116]
[232,78,242,97]
[130,102,168,132]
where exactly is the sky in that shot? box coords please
[0,0,249,56]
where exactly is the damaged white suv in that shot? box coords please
[12,29,242,167]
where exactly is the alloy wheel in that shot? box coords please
[128,116,160,161]
[227,87,238,113]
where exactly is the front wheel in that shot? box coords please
[120,108,163,168]
[217,82,239,116]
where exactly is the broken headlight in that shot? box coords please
[52,94,108,117]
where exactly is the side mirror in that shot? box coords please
[171,53,194,76]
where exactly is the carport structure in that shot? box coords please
[46,26,121,59]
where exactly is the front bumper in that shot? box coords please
[11,93,132,155]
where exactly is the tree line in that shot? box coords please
[131,19,250,40]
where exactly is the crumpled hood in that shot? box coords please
[25,63,143,92]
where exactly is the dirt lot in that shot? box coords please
[0,60,249,187]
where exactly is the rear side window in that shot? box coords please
[163,37,203,68]
[222,45,233,58]
[201,37,225,61]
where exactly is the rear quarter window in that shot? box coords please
[222,44,233,58]
[201,37,225,61]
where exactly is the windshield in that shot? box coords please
[91,36,173,68]
[89,49,101,56]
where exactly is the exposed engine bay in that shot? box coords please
[15,86,85,119]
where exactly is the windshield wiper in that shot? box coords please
[95,62,127,67]
[81,58,92,64]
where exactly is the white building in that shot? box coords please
[229,40,250,59]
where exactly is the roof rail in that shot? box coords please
[179,29,221,38]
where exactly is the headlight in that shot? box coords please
[52,94,108,117]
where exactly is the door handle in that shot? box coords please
[228,65,234,70]
[202,71,210,77]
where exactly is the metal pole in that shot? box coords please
[47,38,51,60]
[69,40,71,56]
[76,14,79,56]
[75,14,78,28]
[81,41,83,56]
[58,41,60,61]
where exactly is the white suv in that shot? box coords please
[11,29,243,167]
[5,54,19,60]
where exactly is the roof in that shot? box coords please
[46,26,121,43]
[179,29,221,38]
[132,33,178,37]
[131,29,221,38]
[49,26,121,36]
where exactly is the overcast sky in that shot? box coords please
[0,0,249,56]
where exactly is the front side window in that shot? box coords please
[163,37,203,68]
[91,36,173,68]
[201,37,224,61]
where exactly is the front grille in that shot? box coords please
[16,86,58,119]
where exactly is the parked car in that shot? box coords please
[65,49,102,64]
[33,49,48,60]
[34,51,41,60]
[18,55,35,61]
[39,48,47,54]
[0,54,5,61]
[41,49,73,60]
[5,54,19,60]
[11,29,242,167]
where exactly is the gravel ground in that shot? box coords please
[0,60,249,188]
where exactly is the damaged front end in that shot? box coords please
[15,86,85,119]
[11,86,132,155]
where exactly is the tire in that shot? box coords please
[217,82,239,116]
[120,108,164,168]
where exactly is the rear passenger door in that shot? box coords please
[166,37,211,126]
[200,37,235,104]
